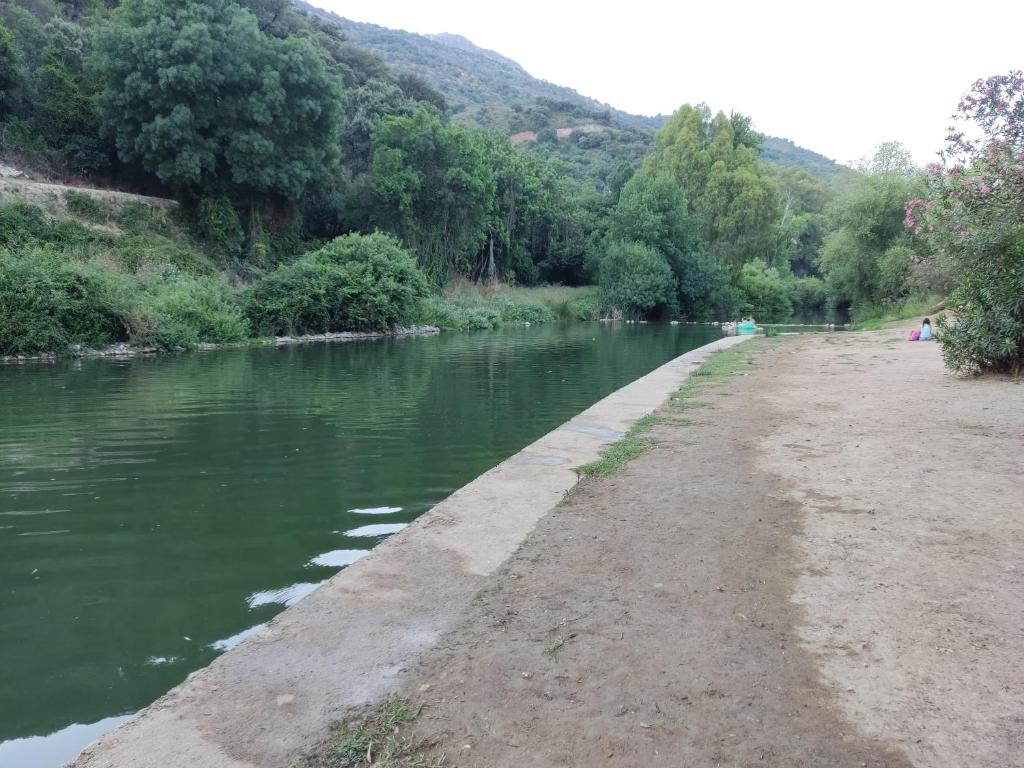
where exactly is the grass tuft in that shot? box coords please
[302,697,444,768]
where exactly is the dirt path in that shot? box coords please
[340,330,1022,767]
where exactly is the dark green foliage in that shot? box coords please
[0,24,21,116]
[735,260,792,322]
[244,233,429,335]
[64,190,110,222]
[817,170,927,318]
[92,0,342,199]
[184,196,245,261]
[599,241,677,319]
[938,232,1024,375]
[785,276,828,322]
[608,170,707,312]
[370,108,495,281]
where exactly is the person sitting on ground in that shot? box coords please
[920,317,933,341]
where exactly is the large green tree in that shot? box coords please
[370,107,495,280]
[646,104,781,269]
[92,0,342,200]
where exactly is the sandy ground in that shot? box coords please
[363,329,1022,767]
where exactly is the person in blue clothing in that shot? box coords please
[919,317,933,341]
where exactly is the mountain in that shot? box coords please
[296,2,846,183]
[760,136,847,181]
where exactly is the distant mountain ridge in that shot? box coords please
[296,2,845,181]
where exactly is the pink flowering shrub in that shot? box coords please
[907,72,1024,374]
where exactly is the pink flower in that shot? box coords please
[960,230,969,238]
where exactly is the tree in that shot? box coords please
[599,241,677,319]
[92,0,342,200]
[32,19,109,173]
[608,170,708,312]
[907,72,1024,373]
[0,24,20,117]
[859,141,917,176]
[818,164,927,317]
[370,107,495,281]
[646,103,781,268]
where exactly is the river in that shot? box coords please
[0,322,720,766]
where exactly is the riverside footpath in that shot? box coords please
[325,329,1023,768]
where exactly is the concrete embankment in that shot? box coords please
[70,335,749,768]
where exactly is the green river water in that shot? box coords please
[0,322,720,767]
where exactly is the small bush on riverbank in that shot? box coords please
[420,284,601,330]
[244,233,429,335]
[599,241,677,319]
[0,251,129,355]
[0,251,249,354]
[132,271,249,348]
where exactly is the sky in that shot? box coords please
[309,0,1023,167]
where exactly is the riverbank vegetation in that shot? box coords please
[0,1,1019,372]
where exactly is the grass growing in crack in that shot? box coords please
[303,697,444,768]
[576,414,658,477]
[577,340,769,478]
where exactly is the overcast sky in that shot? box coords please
[309,0,1022,167]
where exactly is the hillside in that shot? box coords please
[296,3,846,183]
[761,136,847,181]
[296,3,666,133]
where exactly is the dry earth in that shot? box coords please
[342,329,1022,767]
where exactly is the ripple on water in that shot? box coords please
[245,582,323,609]
[349,506,402,515]
[308,549,369,568]
[209,624,266,653]
[342,523,406,538]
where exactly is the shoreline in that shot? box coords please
[69,335,750,768]
[0,325,441,365]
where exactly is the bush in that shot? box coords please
[785,275,828,322]
[937,239,1024,374]
[244,232,428,335]
[64,191,111,224]
[419,296,501,331]
[599,240,677,319]
[0,251,129,355]
[493,298,555,324]
[735,259,792,322]
[133,275,248,349]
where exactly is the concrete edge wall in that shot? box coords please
[71,334,751,768]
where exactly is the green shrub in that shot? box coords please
[0,251,129,355]
[244,232,428,335]
[785,275,828,322]
[736,259,792,322]
[0,200,52,249]
[599,240,677,319]
[64,191,111,224]
[937,240,1024,375]
[133,276,248,349]
[186,196,245,260]
[493,297,555,324]
[419,296,501,331]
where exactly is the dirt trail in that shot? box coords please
[348,330,1022,767]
